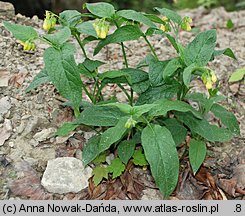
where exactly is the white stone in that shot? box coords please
[33,128,56,142]
[0,96,11,116]
[141,188,164,200]
[41,157,92,194]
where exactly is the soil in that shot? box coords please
[0,5,244,200]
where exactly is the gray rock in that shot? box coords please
[0,96,11,116]
[141,188,164,200]
[0,119,12,146]
[0,2,15,17]
[33,128,56,142]
[41,157,92,194]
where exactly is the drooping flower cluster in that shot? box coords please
[181,16,192,31]
[124,116,137,129]
[19,40,36,51]
[201,70,217,90]
[93,19,110,39]
[160,16,171,32]
[43,11,56,31]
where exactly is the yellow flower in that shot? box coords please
[160,24,166,32]
[211,71,217,83]
[124,117,137,128]
[22,41,36,51]
[205,78,212,90]
[43,11,56,31]
[186,23,192,31]
[181,16,192,31]
[43,19,51,31]
[93,20,109,39]
[161,16,169,22]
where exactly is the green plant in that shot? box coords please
[229,67,245,84]
[4,2,239,198]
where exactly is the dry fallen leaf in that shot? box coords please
[0,119,12,146]
[8,160,52,199]
[8,72,28,88]
[0,70,10,87]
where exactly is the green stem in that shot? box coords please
[118,84,131,102]
[121,43,129,68]
[81,82,93,102]
[95,84,105,102]
[74,107,80,118]
[144,36,159,60]
[74,33,88,59]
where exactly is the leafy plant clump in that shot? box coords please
[4,2,240,198]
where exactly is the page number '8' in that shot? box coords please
[235,204,241,212]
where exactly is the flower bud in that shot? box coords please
[205,78,212,90]
[43,19,52,31]
[124,117,137,129]
[181,22,191,31]
[50,17,56,29]
[93,19,109,39]
[181,16,192,31]
[30,43,36,51]
[211,71,217,83]
[160,24,166,32]
[161,16,169,22]
[99,26,109,39]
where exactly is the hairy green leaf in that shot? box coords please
[75,105,126,126]
[82,135,101,166]
[3,21,38,42]
[183,63,197,86]
[136,82,180,105]
[142,124,179,198]
[163,58,182,80]
[107,158,126,179]
[184,30,216,67]
[44,27,71,46]
[85,2,115,18]
[76,21,98,38]
[189,139,207,174]
[99,117,128,153]
[94,25,144,55]
[43,43,82,112]
[163,118,187,146]
[213,48,236,60]
[59,10,81,27]
[149,60,169,86]
[229,67,245,83]
[56,122,79,137]
[118,140,136,164]
[120,68,150,94]
[144,13,165,24]
[117,10,156,27]
[99,70,132,85]
[175,112,233,142]
[154,8,182,25]
[185,93,226,113]
[211,104,240,135]
[26,68,50,93]
[149,99,202,119]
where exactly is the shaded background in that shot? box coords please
[1,0,245,18]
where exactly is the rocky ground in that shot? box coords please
[0,2,244,200]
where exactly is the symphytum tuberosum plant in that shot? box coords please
[4,2,240,198]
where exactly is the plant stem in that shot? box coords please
[121,43,129,68]
[144,36,159,60]
[74,33,88,59]
[118,84,131,102]
[81,82,93,102]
